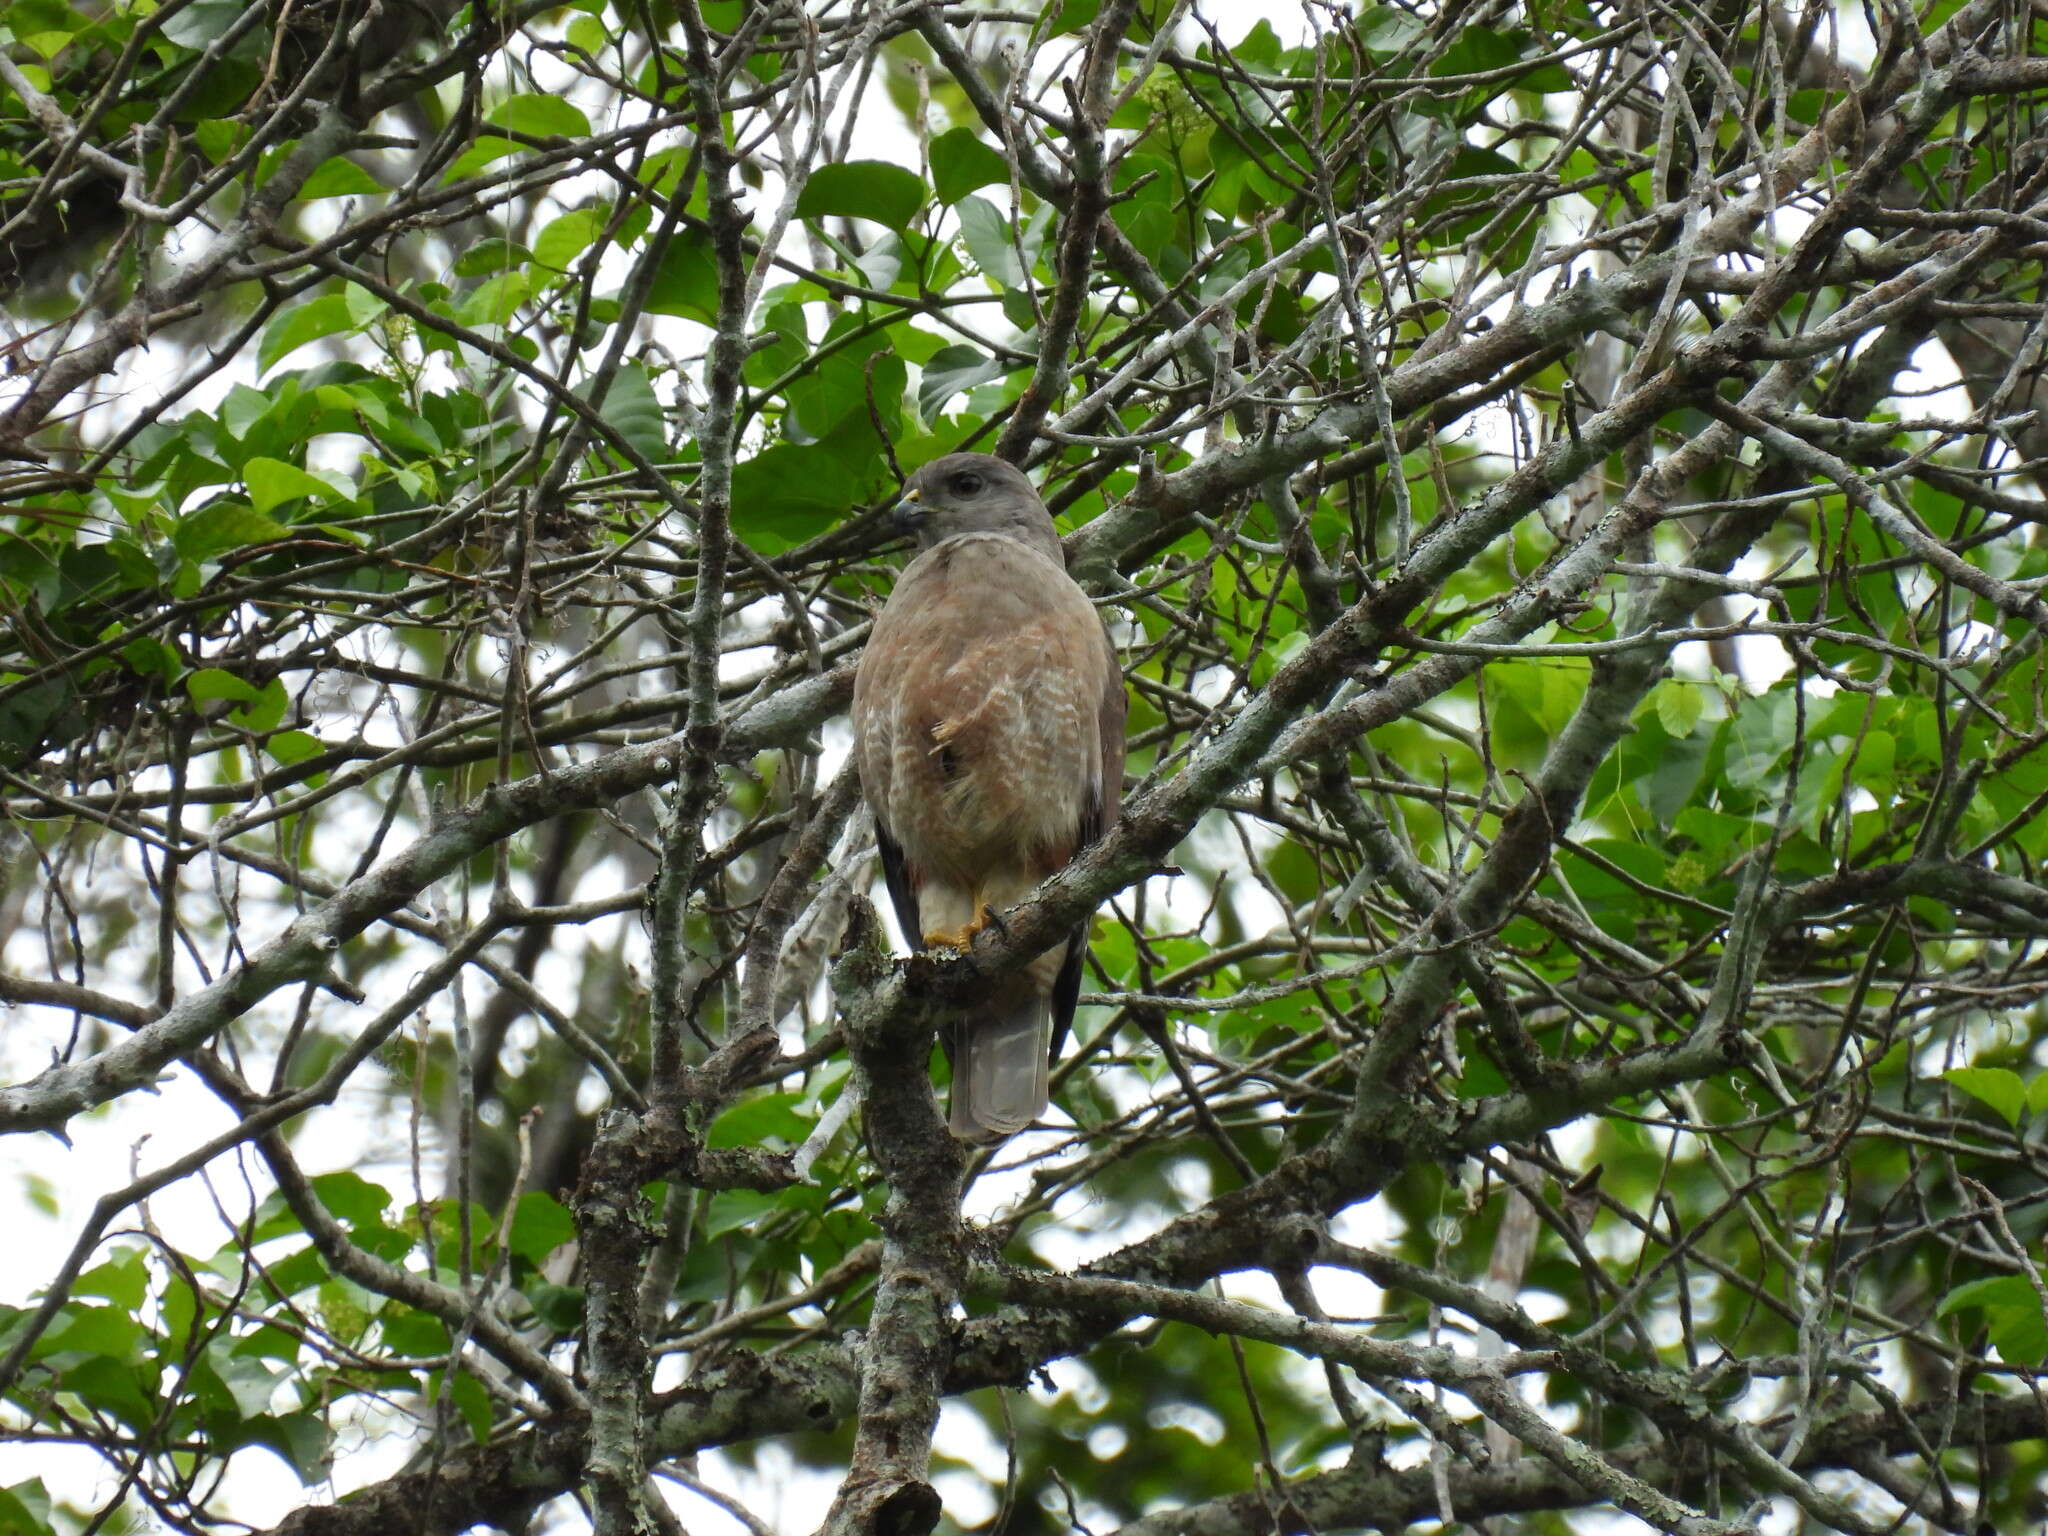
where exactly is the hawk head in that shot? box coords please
[894,453,1061,563]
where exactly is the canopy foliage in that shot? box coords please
[0,0,2046,1532]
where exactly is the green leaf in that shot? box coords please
[231,676,289,733]
[241,1411,335,1484]
[956,194,1049,288]
[447,1371,492,1442]
[730,441,866,550]
[580,364,668,465]
[213,1353,287,1418]
[175,503,290,562]
[484,94,591,139]
[1946,1066,2026,1126]
[0,677,69,766]
[1939,1274,2039,1316]
[186,668,261,706]
[1359,5,1430,53]
[2027,1074,2048,1117]
[246,457,337,515]
[1432,25,1524,77]
[508,1192,577,1264]
[259,295,357,376]
[297,157,384,200]
[532,206,608,272]
[454,239,531,277]
[1937,1274,2048,1365]
[380,1309,450,1357]
[74,1251,147,1309]
[524,1280,584,1331]
[929,127,1010,204]
[160,0,244,48]
[917,344,1007,420]
[40,1304,143,1363]
[0,1481,51,1535]
[63,1355,157,1429]
[458,270,533,327]
[265,730,325,768]
[311,1170,391,1228]
[794,160,928,231]
[707,1092,812,1149]
[192,119,246,164]
[646,230,720,321]
[703,1189,781,1239]
[1653,680,1703,739]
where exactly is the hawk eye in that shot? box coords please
[949,471,985,496]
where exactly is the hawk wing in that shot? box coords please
[1050,629,1129,1063]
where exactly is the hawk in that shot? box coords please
[851,453,1128,1141]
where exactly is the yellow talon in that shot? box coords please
[923,904,998,952]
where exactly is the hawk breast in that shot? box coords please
[852,533,1112,889]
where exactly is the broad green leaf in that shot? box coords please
[533,206,608,271]
[730,442,865,551]
[1654,680,1703,739]
[297,157,384,199]
[646,230,720,321]
[0,677,69,766]
[310,1170,391,1228]
[459,269,533,327]
[241,1411,335,1484]
[708,1092,812,1149]
[1359,4,1429,53]
[485,94,590,139]
[1946,1066,2026,1126]
[524,1280,584,1331]
[380,1309,450,1357]
[918,344,1007,420]
[265,730,325,768]
[160,0,244,48]
[318,1279,374,1344]
[956,194,1047,288]
[794,160,928,230]
[454,239,531,277]
[230,676,289,733]
[215,1353,287,1418]
[39,1304,143,1362]
[186,668,261,706]
[1937,1274,2048,1365]
[508,1193,577,1264]
[192,119,246,164]
[62,1355,157,1429]
[447,1371,492,1442]
[246,457,337,515]
[580,364,668,465]
[1432,26,1525,76]
[259,295,356,376]
[929,127,1010,204]
[175,503,290,561]
[74,1251,147,1309]
[0,1481,51,1534]
[1939,1273,2040,1316]
[703,1189,781,1239]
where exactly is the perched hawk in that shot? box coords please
[851,454,1128,1141]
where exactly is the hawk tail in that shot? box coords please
[950,979,1052,1143]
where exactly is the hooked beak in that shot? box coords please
[891,488,926,534]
